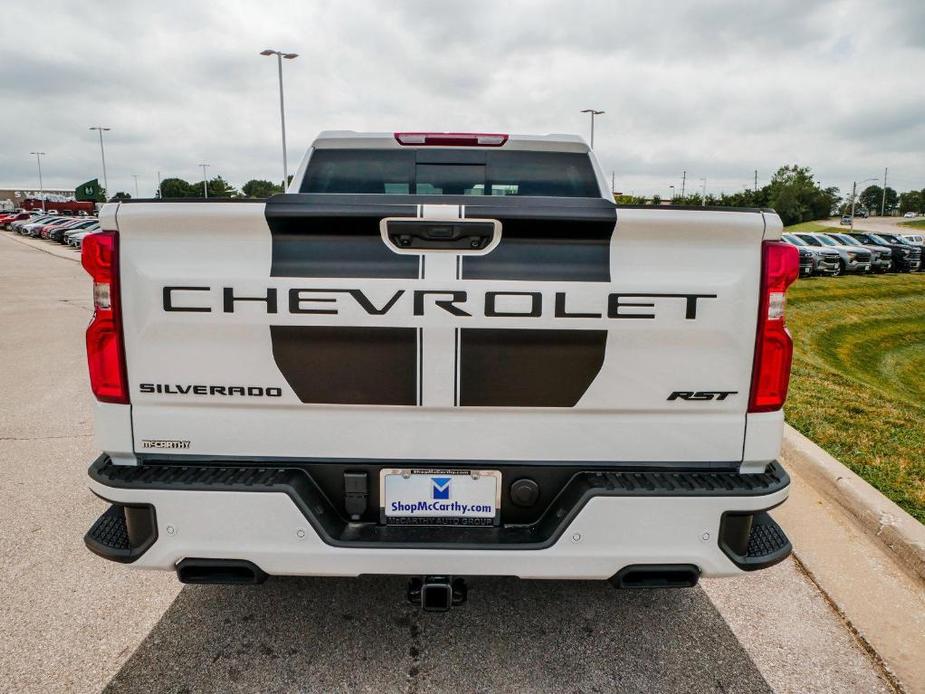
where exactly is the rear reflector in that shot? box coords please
[748,241,800,413]
[394,132,509,147]
[81,231,129,404]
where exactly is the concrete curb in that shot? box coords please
[782,424,925,583]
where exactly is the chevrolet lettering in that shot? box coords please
[163,286,717,321]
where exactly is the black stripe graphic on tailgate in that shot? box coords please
[270,216,419,279]
[271,326,417,405]
[462,218,613,282]
[265,195,419,279]
[458,329,607,407]
[461,197,616,282]
[263,194,616,407]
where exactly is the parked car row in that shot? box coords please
[782,230,923,278]
[4,207,923,280]
[0,209,100,248]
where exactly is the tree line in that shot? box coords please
[157,177,285,199]
[103,177,287,201]
[97,166,925,225]
[615,165,925,226]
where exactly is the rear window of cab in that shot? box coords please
[301,148,600,197]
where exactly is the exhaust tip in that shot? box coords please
[176,558,268,585]
[610,564,700,589]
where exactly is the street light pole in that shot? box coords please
[132,174,139,199]
[849,177,879,229]
[89,127,111,196]
[260,49,299,190]
[30,151,46,212]
[580,109,605,148]
[199,163,210,198]
[681,170,686,199]
[849,180,857,229]
[880,167,888,217]
[700,178,707,206]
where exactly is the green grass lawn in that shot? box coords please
[785,273,925,522]
[782,220,839,233]
[899,220,925,230]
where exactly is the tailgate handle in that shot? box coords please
[381,219,500,252]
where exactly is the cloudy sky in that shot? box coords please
[1,0,923,198]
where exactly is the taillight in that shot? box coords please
[394,132,508,147]
[748,240,800,413]
[81,231,129,404]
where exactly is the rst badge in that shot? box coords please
[668,391,738,401]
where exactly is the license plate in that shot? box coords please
[380,469,501,526]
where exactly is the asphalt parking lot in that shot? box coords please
[0,232,896,693]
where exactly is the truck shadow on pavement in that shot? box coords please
[103,576,770,694]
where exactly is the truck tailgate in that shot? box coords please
[115,197,767,464]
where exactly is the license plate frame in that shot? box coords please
[379,468,502,526]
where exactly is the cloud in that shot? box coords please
[0,0,922,197]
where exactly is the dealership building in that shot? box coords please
[0,188,76,207]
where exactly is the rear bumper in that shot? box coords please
[86,456,791,580]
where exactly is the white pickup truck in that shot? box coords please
[83,131,798,610]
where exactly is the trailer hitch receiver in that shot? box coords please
[407,576,468,611]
